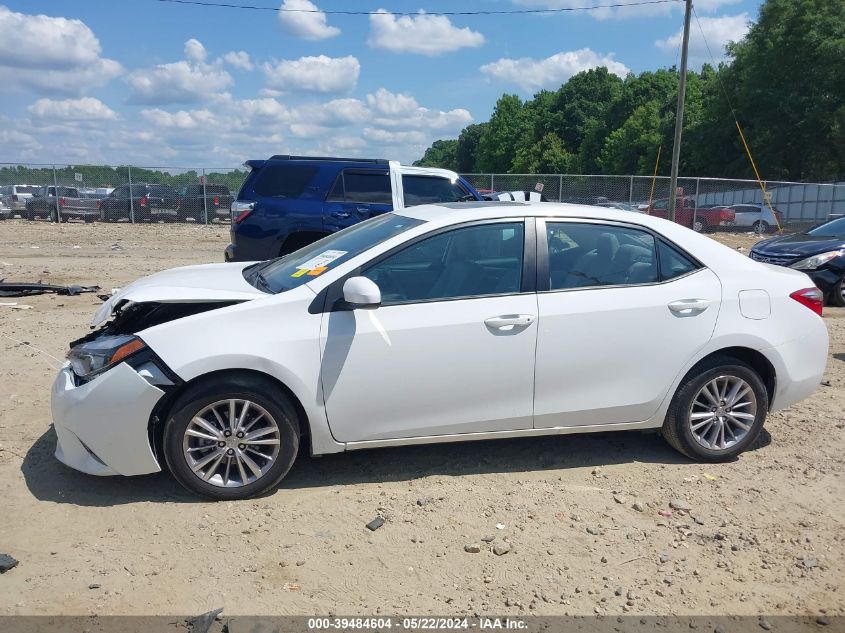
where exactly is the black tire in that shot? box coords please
[692,217,708,233]
[752,220,769,234]
[163,373,300,500]
[830,276,845,308]
[662,355,768,462]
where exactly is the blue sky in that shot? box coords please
[0,0,763,167]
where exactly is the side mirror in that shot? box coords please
[342,276,381,310]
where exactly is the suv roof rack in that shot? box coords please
[268,155,389,164]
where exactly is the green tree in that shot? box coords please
[475,94,532,172]
[413,139,459,170]
[511,133,573,173]
[456,123,487,173]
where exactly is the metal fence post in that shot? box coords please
[560,174,564,202]
[490,173,494,192]
[128,165,135,224]
[628,175,634,205]
[693,177,701,231]
[201,168,208,225]
[52,165,60,223]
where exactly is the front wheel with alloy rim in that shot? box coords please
[662,356,768,462]
[828,276,845,307]
[163,374,300,500]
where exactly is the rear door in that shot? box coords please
[534,219,721,428]
[324,168,393,232]
[732,205,760,227]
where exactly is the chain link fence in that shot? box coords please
[2,163,842,232]
[464,174,845,232]
[0,163,247,224]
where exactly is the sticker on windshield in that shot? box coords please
[291,269,309,278]
[296,250,347,272]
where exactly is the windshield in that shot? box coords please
[247,213,424,293]
[808,216,845,237]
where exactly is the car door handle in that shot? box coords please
[331,211,351,219]
[484,314,536,331]
[668,299,711,317]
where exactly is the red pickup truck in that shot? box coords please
[642,197,735,233]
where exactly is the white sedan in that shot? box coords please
[52,202,829,499]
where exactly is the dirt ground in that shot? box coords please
[0,219,842,618]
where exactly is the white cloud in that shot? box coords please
[28,97,118,121]
[656,13,749,65]
[481,49,629,92]
[126,39,233,105]
[140,108,218,130]
[366,88,419,116]
[278,0,340,40]
[222,50,254,71]
[0,6,121,95]
[262,55,359,93]
[184,38,207,63]
[368,10,484,55]
[363,127,427,145]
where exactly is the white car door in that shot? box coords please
[388,162,462,210]
[534,220,721,428]
[320,220,538,443]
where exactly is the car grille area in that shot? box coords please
[750,251,799,266]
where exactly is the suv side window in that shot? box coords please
[546,222,658,290]
[402,175,470,206]
[363,222,524,304]
[331,170,392,205]
[254,165,318,198]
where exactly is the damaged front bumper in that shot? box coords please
[52,362,165,476]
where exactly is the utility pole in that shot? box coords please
[668,0,692,223]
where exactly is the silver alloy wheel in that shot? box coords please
[182,398,281,488]
[693,219,704,233]
[688,375,757,451]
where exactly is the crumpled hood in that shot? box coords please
[92,262,265,326]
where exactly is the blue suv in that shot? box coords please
[224,155,482,262]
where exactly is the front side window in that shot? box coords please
[363,222,524,304]
[402,175,471,206]
[546,222,658,290]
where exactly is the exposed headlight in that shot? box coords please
[67,334,146,378]
[790,250,844,271]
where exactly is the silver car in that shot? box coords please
[1,184,40,215]
[728,203,783,233]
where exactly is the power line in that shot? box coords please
[158,0,683,17]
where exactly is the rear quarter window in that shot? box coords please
[253,165,318,198]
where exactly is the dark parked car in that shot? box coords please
[176,183,234,222]
[750,216,845,306]
[225,155,482,262]
[99,183,178,222]
[24,186,99,221]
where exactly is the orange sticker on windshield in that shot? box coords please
[307,266,327,276]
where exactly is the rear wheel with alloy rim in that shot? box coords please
[692,218,707,233]
[164,374,300,499]
[752,220,769,234]
[662,356,768,461]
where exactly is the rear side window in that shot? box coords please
[658,239,698,280]
[254,165,318,198]
[402,175,470,206]
[546,222,658,290]
[328,170,392,205]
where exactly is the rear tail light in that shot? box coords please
[96,200,101,209]
[59,197,66,207]
[234,209,252,223]
[720,208,735,222]
[231,200,255,223]
[790,287,824,316]
[139,195,148,207]
[213,195,219,206]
